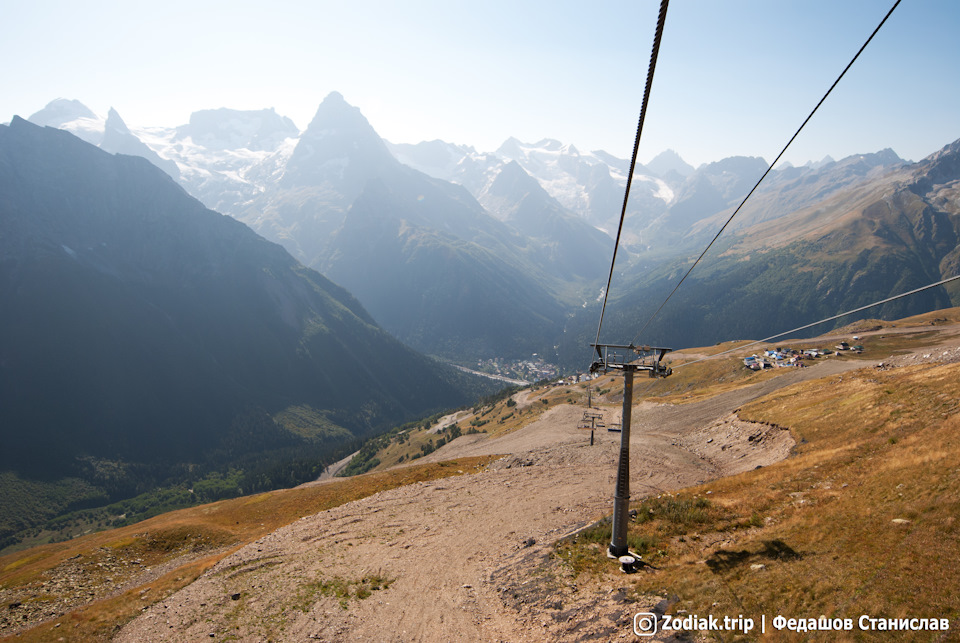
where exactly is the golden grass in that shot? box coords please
[0,456,496,642]
[6,309,958,640]
[3,554,222,643]
[558,360,960,640]
[631,326,953,406]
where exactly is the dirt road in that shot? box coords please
[114,357,878,642]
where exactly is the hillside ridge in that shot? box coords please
[4,309,959,641]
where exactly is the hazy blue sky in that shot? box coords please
[2,0,957,167]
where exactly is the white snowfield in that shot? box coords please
[39,99,679,236]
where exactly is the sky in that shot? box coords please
[2,0,958,168]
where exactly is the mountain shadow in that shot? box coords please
[0,117,496,545]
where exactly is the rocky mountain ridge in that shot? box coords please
[19,97,957,371]
[565,140,960,362]
[0,116,494,547]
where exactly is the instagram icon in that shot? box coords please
[634,612,658,636]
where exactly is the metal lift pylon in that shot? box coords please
[590,343,673,560]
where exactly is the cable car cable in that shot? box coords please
[630,0,902,346]
[673,273,960,369]
[594,0,670,352]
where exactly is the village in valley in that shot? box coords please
[472,354,561,383]
[473,338,871,385]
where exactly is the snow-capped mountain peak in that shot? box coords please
[28,99,105,146]
[174,107,299,152]
[28,96,686,243]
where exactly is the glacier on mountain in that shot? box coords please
[26,97,684,240]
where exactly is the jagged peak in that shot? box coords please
[8,113,86,140]
[835,148,903,168]
[105,108,131,135]
[495,137,525,158]
[303,92,370,134]
[646,149,694,178]
[282,92,394,188]
[28,98,98,127]
[650,148,684,161]
[698,155,768,175]
[176,107,299,152]
[909,137,960,187]
[533,138,564,151]
[922,137,960,162]
[805,155,836,170]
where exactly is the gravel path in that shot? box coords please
[116,355,881,643]
[119,316,960,643]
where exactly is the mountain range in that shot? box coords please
[24,97,663,361]
[2,94,959,550]
[572,144,960,356]
[0,116,495,547]
[20,96,960,369]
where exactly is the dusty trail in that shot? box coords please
[114,358,874,642]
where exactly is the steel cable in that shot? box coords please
[630,0,902,346]
[673,273,960,369]
[593,0,670,352]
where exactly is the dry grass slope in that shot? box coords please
[0,457,495,642]
[558,360,960,641]
[5,309,960,641]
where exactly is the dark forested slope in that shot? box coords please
[0,117,493,546]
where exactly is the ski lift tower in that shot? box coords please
[590,343,672,559]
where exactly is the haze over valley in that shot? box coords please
[18,95,960,369]
[3,1,960,638]
[2,88,958,558]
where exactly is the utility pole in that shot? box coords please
[578,409,604,445]
[610,366,633,557]
[590,344,672,559]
